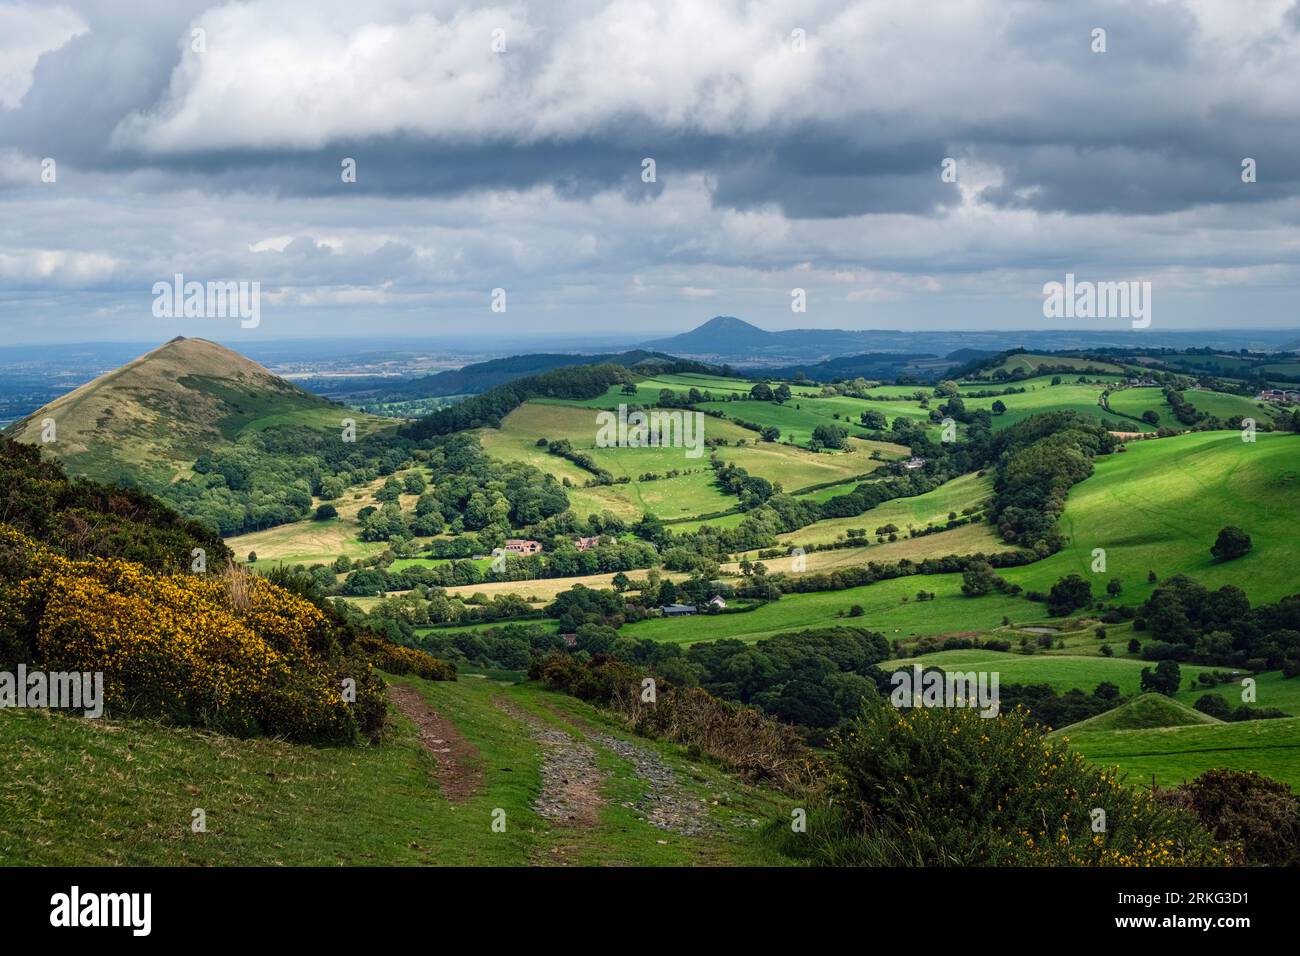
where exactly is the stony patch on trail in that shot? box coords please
[494,699,604,827]
[542,705,710,837]
[588,732,710,836]
[388,683,483,801]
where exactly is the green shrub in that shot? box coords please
[1159,769,1300,866]
[821,703,1223,866]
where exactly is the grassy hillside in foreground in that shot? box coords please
[1063,717,1300,791]
[1051,694,1223,734]
[0,674,793,867]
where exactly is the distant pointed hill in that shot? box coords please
[639,317,1300,368]
[7,337,344,485]
[641,316,949,366]
[647,316,776,353]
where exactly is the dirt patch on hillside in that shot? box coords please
[388,683,483,801]
[494,698,604,827]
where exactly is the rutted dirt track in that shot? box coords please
[388,684,484,801]
[494,698,605,827]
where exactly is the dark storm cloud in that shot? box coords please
[3,0,1300,342]
[3,0,1297,218]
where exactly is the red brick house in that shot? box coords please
[504,538,542,555]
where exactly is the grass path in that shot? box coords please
[0,676,793,866]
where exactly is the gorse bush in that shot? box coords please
[0,526,437,743]
[821,703,1223,866]
[355,634,457,681]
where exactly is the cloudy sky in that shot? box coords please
[2,0,1300,344]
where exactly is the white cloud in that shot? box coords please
[0,247,118,283]
[110,0,1300,154]
[0,3,87,109]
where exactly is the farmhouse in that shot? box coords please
[902,457,926,470]
[573,536,601,552]
[504,538,543,555]
[660,604,697,617]
[708,595,728,609]
[1258,388,1300,404]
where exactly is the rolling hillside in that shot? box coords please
[623,429,1299,647]
[1002,430,1300,603]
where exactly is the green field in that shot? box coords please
[1259,361,1300,379]
[0,674,792,866]
[478,400,893,520]
[969,380,1140,431]
[972,353,1128,379]
[857,375,1142,435]
[415,619,561,639]
[234,467,430,567]
[775,472,993,548]
[1063,717,1300,791]
[1105,387,1170,425]
[1108,385,1280,429]
[1175,670,1300,716]
[623,572,1028,645]
[728,522,1004,576]
[665,511,749,534]
[1184,389,1279,423]
[882,650,1218,698]
[625,430,1299,647]
[696,397,858,447]
[534,373,762,411]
